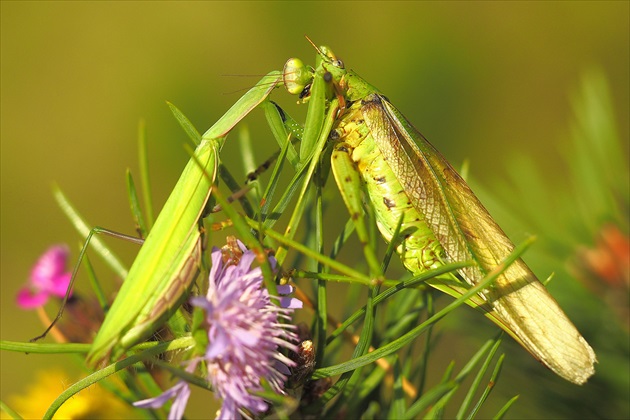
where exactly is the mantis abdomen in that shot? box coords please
[331,99,446,275]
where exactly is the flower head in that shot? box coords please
[134,239,301,419]
[16,245,72,309]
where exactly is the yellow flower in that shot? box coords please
[2,369,132,419]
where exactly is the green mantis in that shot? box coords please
[85,71,283,365]
[282,43,596,385]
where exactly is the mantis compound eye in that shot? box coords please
[283,58,313,96]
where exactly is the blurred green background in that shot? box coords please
[2,2,628,418]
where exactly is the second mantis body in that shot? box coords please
[288,44,595,384]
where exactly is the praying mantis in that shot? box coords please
[33,72,283,365]
[287,44,596,385]
[41,40,595,385]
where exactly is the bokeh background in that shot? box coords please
[2,2,628,418]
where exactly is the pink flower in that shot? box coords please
[16,245,72,309]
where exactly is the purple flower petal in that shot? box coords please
[168,381,191,420]
[275,284,293,295]
[216,398,239,420]
[279,296,303,309]
[133,379,191,420]
[133,383,182,409]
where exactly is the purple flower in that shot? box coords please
[16,245,72,309]
[135,240,301,419]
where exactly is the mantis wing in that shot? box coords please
[361,93,596,384]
